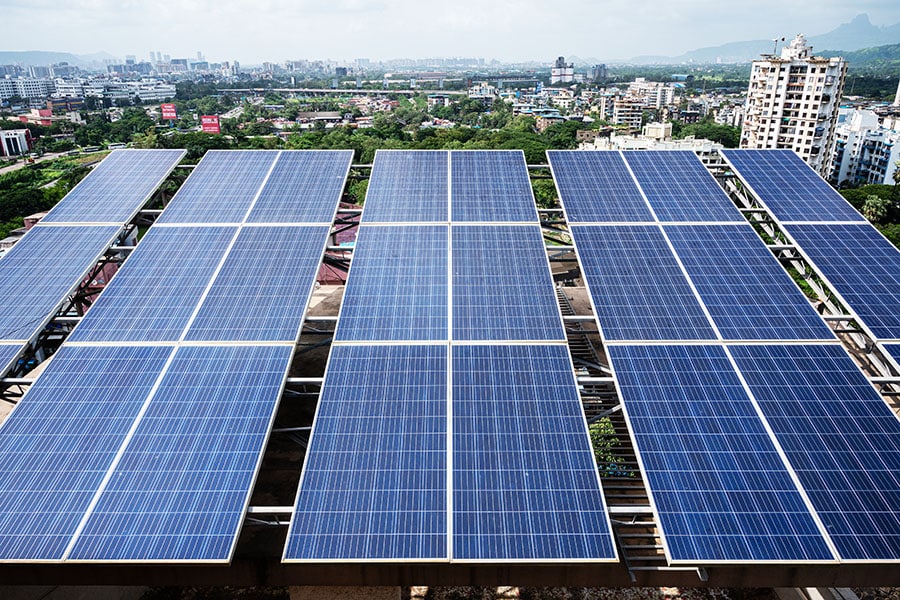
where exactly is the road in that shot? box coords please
[0,152,65,176]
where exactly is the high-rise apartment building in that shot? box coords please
[550,56,574,85]
[740,34,846,174]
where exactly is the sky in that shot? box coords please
[4,0,900,64]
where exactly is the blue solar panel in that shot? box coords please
[41,150,185,224]
[185,226,329,342]
[453,344,616,561]
[623,151,743,223]
[608,344,834,563]
[246,150,352,224]
[362,151,449,223]
[0,225,122,341]
[452,225,564,342]
[69,345,292,561]
[883,344,900,367]
[786,224,900,340]
[157,151,279,224]
[0,344,20,375]
[722,150,864,223]
[451,151,537,222]
[548,151,653,223]
[70,227,237,343]
[571,225,717,341]
[335,225,448,342]
[0,345,172,560]
[664,225,835,341]
[285,344,448,561]
[730,344,900,561]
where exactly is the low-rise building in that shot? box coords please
[0,129,34,157]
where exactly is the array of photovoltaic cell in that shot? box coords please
[0,225,122,340]
[664,225,835,341]
[156,151,279,223]
[883,344,900,368]
[185,226,330,343]
[722,149,865,223]
[453,344,617,560]
[362,151,449,223]
[285,345,448,560]
[69,226,237,343]
[623,151,743,222]
[452,225,564,341]
[247,150,352,223]
[547,151,653,223]
[785,224,900,340]
[729,344,900,561]
[608,344,834,563]
[570,225,716,342]
[0,345,173,560]
[69,345,292,561]
[451,151,537,222]
[41,150,186,224]
[334,225,448,342]
[0,344,20,376]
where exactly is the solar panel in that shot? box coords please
[0,225,122,341]
[452,225,564,342]
[664,225,835,341]
[548,150,653,223]
[451,151,537,222]
[608,344,835,563]
[571,225,717,341]
[41,150,186,224]
[453,344,617,561]
[157,151,279,224]
[883,344,900,367]
[0,345,173,561]
[69,227,237,343]
[722,150,864,223]
[623,151,743,223]
[285,344,448,561]
[362,151,449,223]
[0,344,23,377]
[246,150,353,224]
[786,224,900,340]
[335,225,448,342]
[185,226,329,343]
[69,345,292,562]
[730,343,900,561]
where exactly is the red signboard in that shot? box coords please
[201,115,220,134]
[160,103,177,120]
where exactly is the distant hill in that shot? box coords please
[820,43,900,71]
[622,13,900,65]
[0,51,116,68]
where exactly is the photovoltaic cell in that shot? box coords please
[571,225,716,342]
[69,227,237,343]
[548,150,653,223]
[452,225,564,342]
[786,223,900,340]
[69,345,292,561]
[451,151,537,222]
[185,226,329,342]
[246,150,352,224]
[0,225,122,341]
[362,151,449,223]
[608,344,834,563]
[623,151,743,222]
[41,150,185,224]
[722,149,864,223]
[883,344,900,368]
[285,345,448,561]
[453,344,616,561]
[664,225,835,341]
[157,151,279,224]
[335,225,448,342]
[0,345,172,561]
[730,344,900,561]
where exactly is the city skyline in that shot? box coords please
[4,0,900,65]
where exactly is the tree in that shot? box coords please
[863,194,893,224]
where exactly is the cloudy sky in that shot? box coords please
[4,0,900,63]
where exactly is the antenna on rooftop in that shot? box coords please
[772,37,785,55]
